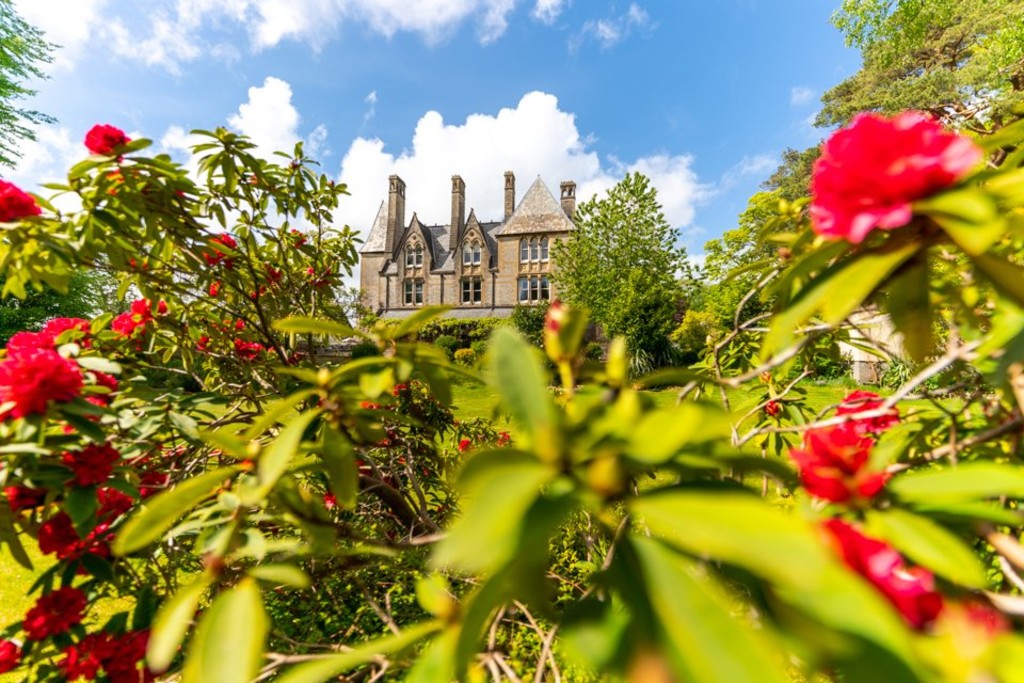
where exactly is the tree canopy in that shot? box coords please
[551,172,689,365]
[0,0,54,167]
[820,0,1024,131]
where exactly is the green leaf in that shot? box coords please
[65,486,98,534]
[972,253,1024,309]
[0,504,33,570]
[890,462,1024,502]
[433,450,553,574]
[415,574,454,618]
[883,255,933,362]
[244,390,316,440]
[487,328,558,450]
[249,564,311,589]
[405,628,458,683]
[630,537,789,683]
[148,574,214,673]
[75,356,123,375]
[114,466,238,555]
[182,578,267,683]
[320,424,359,509]
[273,316,355,338]
[392,306,452,338]
[274,621,441,683]
[916,188,1002,256]
[865,509,987,588]
[257,410,319,492]
[627,403,731,464]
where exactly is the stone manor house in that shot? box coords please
[359,172,576,317]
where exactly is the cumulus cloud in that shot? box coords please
[227,76,303,156]
[335,91,709,263]
[790,86,815,106]
[532,0,568,24]
[719,154,775,189]
[571,2,651,50]
[3,126,83,211]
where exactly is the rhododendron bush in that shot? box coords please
[3,112,1024,682]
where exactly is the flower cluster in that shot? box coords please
[60,629,154,682]
[810,112,983,244]
[112,298,167,339]
[204,233,238,268]
[823,519,943,629]
[0,179,42,222]
[789,390,896,504]
[23,587,87,639]
[63,442,121,486]
[0,327,84,420]
[84,124,130,156]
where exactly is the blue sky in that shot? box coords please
[8,0,859,275]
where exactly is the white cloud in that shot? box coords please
[4,126,85,212]
[790,86,815,106]
[335,91,708,263]
[108,14,202,75]
[227,77,302,156]
[532,0,568,24]
[719,154,775,189]
[572,2,651,50]
[363,90,378,126]
[12,0,108,71]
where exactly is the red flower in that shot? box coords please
[0,180,42,222]
[204,234,237,268]
[266,266,283,284]
[137,470,169,498]
[42,317,91,347]
[85,371,119,407]
[37,513,82,559]
[233,339,264,360]
[836,390,899,435]
[98,487,134,519]
[810,112,983,244]
[60,632,115,680]
[0,348,83,420]
[545,300,565,333]
[234,319,245,331]
[496,431,511,447]
[324,493,337,509]
[85,124,130,155]
[823,519,944,629]
[196,335,211,352]
[112,298,163,339]
[23,587,87,639]
[0,640,20,674]
[5,330,53,356]
[208,281,221,297]
[458,438,471,452]
[789,424,888,503]
[63,443,121,486]
[764,400,782,418]
[104,630,154,683]
[290,229,306,246]
[5,485,46,511]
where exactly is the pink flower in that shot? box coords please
[823,519,944,629]
[0,349,83,420]
[84,124,130,156]
[23,587,87,639]
[0,180,41,222]
[42,318,91,347]
[6,330,54,356]
[810,112,983,244]
[789,424,888,503]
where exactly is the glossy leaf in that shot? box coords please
[487,327,558,450]
[257,410,319,492]
[890,462,1024,502]
[182,578,267,683]
[114,466,238,555]
[273,316,355,338]
[148,574,214,672]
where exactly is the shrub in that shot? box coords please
[584,341,603,361]
[419,318,504,345]
[434,334,459,359]
[510,301,549,347]
[349,340,379,359]
[670,309,723,356]
[453,348,477,367]
[470,340,488,357]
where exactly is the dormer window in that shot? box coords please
[463,239,482,266]
[540,237,549,262]
[405,242,423,268]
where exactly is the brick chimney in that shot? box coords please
[560,181,576,218]
[504,171,516,220]
[386,175,406,253]
[450,175,466,250]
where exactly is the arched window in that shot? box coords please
[472,241,481,265]
[540,275,550,300]
[406,242,423,268]
[520,238,529,263]
[463,241,473,265]
[530,238,539,262]
[540,237,549,262]
[415,244,423,267]
[406,245,414,268]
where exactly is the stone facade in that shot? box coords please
[359,172,575,318]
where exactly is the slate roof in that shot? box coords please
[496,177,573,236]
[361,200,388,253]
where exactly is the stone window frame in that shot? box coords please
[405,241,424,268]
[517,274,551,303]
[460,277,482,304]
[462,239,482,266]
[403,279,424,306]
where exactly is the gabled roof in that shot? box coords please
[496,177,573,236]
[360,200,389,253]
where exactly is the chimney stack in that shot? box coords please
[504,171,516,221]
[450,175,466,250]
[560,181,576,218]
[386,175,406,253]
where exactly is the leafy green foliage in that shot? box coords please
[0,0,54,167]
